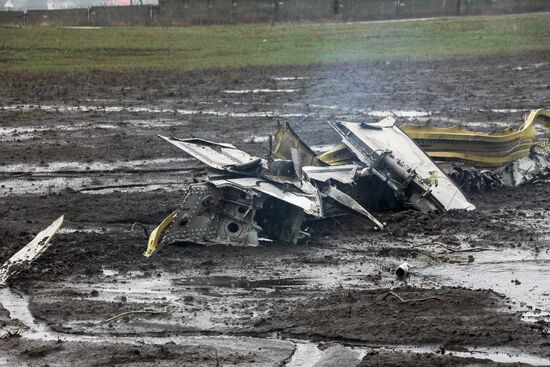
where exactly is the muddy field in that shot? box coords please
[1,51,550,366]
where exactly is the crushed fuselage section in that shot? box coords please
[146,115,477,255]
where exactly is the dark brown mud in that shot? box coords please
[1,51,550,366]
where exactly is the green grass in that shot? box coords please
[1,12,549,72]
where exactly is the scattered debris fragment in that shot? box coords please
[0,216,64,286]
[395,262,410,278]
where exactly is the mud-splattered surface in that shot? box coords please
[1,52,550,366]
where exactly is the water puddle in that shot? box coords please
[0,175,186,196]
[287,340,365,367]
[59,227,109,235]
[367,110,432,118]
[223,89,299,94]
[513,63,548,71]
[244,135,270,143]
[0,123,118,141]
[0,157,192,174]
[271,77,308,81]
[415,249,550,321]
[374,345,550,366]
[0,104,307,119]
[0,158,194,196]
[488,108,530,113]
[2,280,550,366]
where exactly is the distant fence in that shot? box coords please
[0,0,549,27]
[0,5,158,26]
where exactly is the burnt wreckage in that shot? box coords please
[144,116,475,257]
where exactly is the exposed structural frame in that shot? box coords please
[145,117,473,256]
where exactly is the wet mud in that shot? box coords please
[1,51,550,366]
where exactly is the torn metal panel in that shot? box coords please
[329,118,475,212]
[322,185,384,230]
[0,216,64,286]
[210,177,323,218]
[302,164,358,185]
[318,143,355,166]
[151,183,264,254]
[159,135,263,172]
[272,122,325,167]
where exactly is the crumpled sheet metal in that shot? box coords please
[272,122,325,167]
[210,177,324,218]
[321,185,384,230]
[400,108,550,167]
[302,165,358,185]
[159,135,262,172]
[495,145,550,187]
[329,118,475,212]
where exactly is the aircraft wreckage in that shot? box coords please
[144,108,550,256]
[144,116,477,256]
[1,109,549,282]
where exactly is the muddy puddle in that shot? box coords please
[1,103,495,124]
[0,158,195,196]
[1,53,549,365]
[2,283,550,366]
[411,248,550,325]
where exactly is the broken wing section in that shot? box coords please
[330,118,475,212]
[0,216,64,286]
[159,135,263,172]
[495,144,550,187]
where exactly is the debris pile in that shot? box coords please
[145,117,474,256]
[402,108,550,190]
